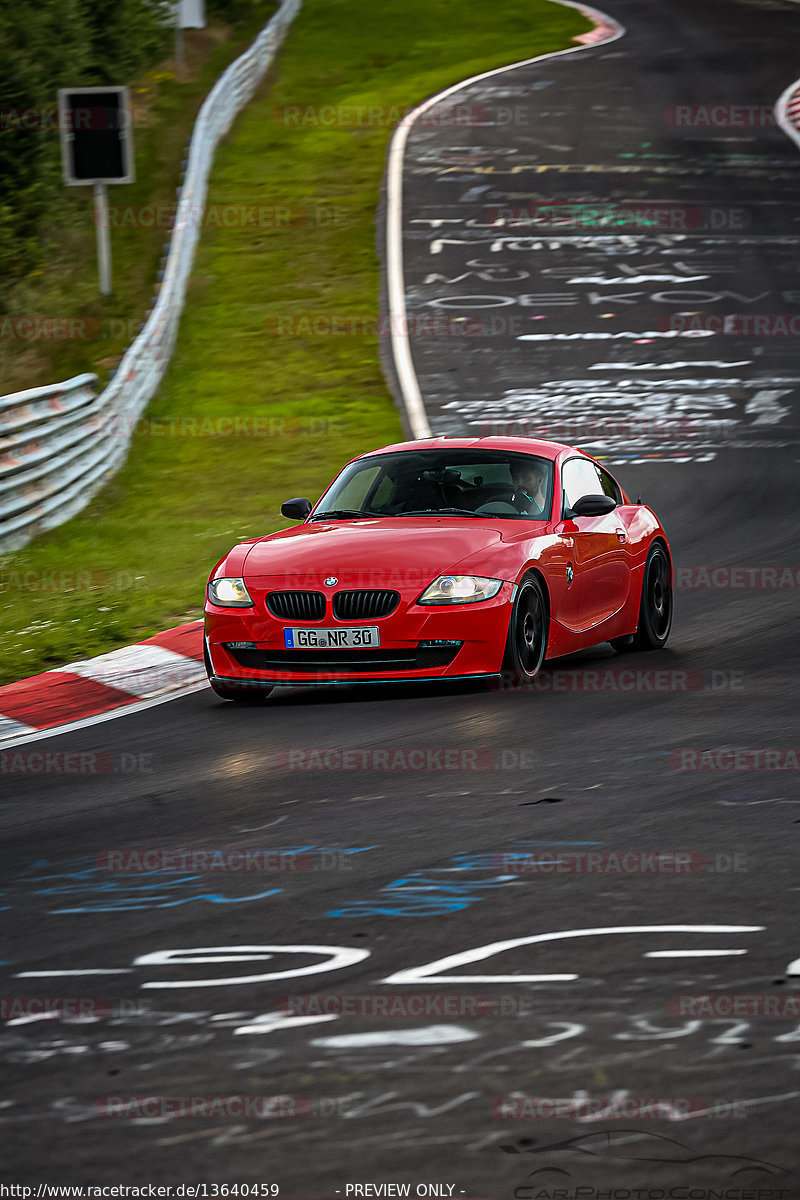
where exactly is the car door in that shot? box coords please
[561,458,630,629]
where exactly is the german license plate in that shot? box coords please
[283,626,380,649]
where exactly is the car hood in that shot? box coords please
[241,517,520,585]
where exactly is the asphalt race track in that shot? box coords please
[2,0,800,1192]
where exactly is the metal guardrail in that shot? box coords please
[0,0,301,553]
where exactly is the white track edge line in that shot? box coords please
[385,0,626,439]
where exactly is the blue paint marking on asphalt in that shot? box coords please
[32,870,205,887]
[53,889,283,913]
[326,841,568,917]
[10,846,381,914]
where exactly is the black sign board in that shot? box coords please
[58,86,134,185]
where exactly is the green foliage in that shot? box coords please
[82,0,174,82]
[0,0,170,301]
[206,0,264,21]
[0,5,279,393]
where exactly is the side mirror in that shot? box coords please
[570,494,617,517]
[281,497,312,520]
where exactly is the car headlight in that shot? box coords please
[207,577,254,607]
[417,575,503,605]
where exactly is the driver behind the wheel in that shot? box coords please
[510,459,548,515]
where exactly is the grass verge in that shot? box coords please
[0,0,590,685]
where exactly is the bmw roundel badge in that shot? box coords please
[324,576,338,586]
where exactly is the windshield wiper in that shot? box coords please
[395,508,486,518]
[309,508,382,522]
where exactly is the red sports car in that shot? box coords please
[203,437,672,701]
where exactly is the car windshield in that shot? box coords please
[311,449,555,521]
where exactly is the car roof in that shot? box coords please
[355,436,580,463]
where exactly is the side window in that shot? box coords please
[597,466,622,503]
[561,458,603,513]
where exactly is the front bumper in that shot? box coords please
[204,580,514,686]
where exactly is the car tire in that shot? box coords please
[204,644,274,703]
[612,541,672,654]
[502,572,549,684]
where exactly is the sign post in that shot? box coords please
[58,86,135,297]
[175,1,206,67]
[92,183,112,296]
